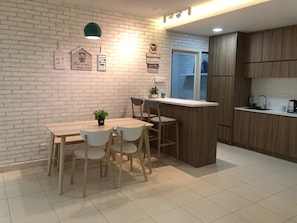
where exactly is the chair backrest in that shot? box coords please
[146,100,162,121]
[80,127,114,147]
[131,97,144,118]
[116,125,144,142]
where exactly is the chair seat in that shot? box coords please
[74,147,106,160]
[151,116,176,123]
[111,142,137,154]
[134,112,150,118]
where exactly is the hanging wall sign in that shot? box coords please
[97,54,106,71]
[71,46,92,71]
[54,41,65,70]
[146,42,160,73]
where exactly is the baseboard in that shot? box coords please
[0,159,48,173]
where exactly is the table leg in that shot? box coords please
[47,133,55,176]
[58,136,66,195]
[144,127,152,174]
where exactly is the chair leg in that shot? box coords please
[100,161,103,177]
[107,156,117,188]
[47,134,55,176]
[54,144,59,167]
[137,150,147,182]
[157,125,162,163]
[129,155,133,171]
[83,159,88,197]
[70,154,76,184]
[118,153,123,187]
[176,122,179,161]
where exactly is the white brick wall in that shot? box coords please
[0,0,208,166]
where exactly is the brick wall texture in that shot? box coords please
[0,0,208,166]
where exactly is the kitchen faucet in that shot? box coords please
[257,95,267,109]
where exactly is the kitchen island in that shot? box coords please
[146,98,218,167]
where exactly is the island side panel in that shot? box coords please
[161,104,218,167]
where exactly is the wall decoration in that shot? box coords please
[97,54,106,71]
[71,46,92,71]
[146,42,160,73]
[54,41,65,70]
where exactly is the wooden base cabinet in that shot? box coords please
[233,110,292,162]
[233,110,250,146]
[289,117,297,160]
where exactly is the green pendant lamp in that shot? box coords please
[84,0,101,40]
[84,22,101,39]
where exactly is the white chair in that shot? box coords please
[70,127,114,197]
[110,125,147,187]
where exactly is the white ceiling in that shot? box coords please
[61,0,297,36]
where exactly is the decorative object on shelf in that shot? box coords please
[54,41,65,70]
[149,86,159,98]
[84,0,101,39]
[71,46,92,71]
[146,40,160,73]
[93,110,108,125]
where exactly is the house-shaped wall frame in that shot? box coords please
[71,46,92,71]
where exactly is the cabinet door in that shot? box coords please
[289,117,297,159]
[209,36,220,75]
[261,62,283,77]
[246,32,263,62]
[245,63,263,78]
[249,112,269,151]
[233,110,250,146]
[282,25,297,60]
[222,34,237,75]
[262,28,283,61]
[208,76,234,126]
[266,115,289,155]
[210,33,237,76]
[208,76,234,143]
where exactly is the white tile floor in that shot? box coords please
[1,143,297,223]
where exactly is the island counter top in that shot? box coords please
[146,98,219,107]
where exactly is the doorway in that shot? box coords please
[171,50,208,100]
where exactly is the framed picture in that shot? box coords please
[97,54,106,71]
[71,46,92,71]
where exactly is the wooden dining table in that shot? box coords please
[45,118,153,195]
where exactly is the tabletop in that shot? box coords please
[45,118,153,137]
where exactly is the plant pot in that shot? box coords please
[151,94,158,98]
[98,119,105,126]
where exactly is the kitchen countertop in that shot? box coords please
[235,107,297,118]
[146,98,219,107]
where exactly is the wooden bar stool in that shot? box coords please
[146,100,179,163]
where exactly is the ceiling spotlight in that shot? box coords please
[212,27,223,33]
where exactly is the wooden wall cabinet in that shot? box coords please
[208,32,251,143]
[245,24,297,78]
[246,31,263,62]
[282,25,297,60]
[262,28,283,62]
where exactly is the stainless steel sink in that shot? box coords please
[247,106,271,111]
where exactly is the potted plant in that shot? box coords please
[149,86,159,98]
[93,109,108,125]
